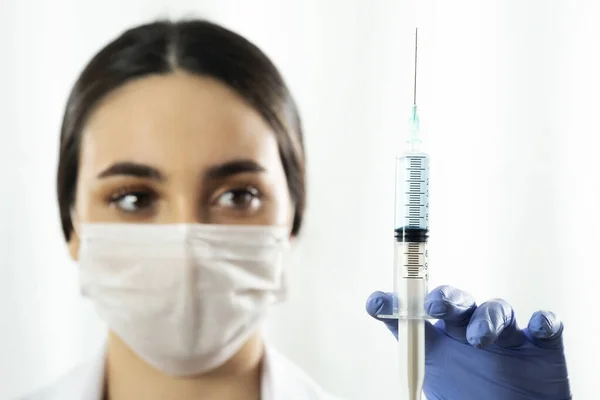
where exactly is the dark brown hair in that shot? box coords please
[57,19,305,240]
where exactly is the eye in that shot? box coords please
[109,190,156,213]
[215,187,261,210]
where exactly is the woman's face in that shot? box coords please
[68,71,294,259]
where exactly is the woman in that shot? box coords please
[26,19,571,400]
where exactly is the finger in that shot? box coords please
[424,285,477,340]
[366,291,399,338]
[526,310,564,349]
[466,299,525,348]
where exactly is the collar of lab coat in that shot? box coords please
[24,342,338,400]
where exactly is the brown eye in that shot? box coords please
[110,191,156,213]
[216,187,261,210]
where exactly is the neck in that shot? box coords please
[104,331,264,400]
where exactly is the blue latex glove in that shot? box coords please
[366,285,571,400]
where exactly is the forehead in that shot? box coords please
[80,72,279,175]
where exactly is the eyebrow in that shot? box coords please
[97,162,163,180]
[204,159,265,181]
[96,159,265,181]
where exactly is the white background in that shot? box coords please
[1,0,598,399]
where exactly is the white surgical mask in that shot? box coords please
[78,223,289,376]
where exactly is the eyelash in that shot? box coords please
[213,187,262,210]
[107,185,156,214]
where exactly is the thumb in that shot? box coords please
[366,291,399,338]
[366,291,439,343]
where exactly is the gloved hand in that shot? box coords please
[366,285,571,400]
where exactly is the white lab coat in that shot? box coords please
[20,344,342,400]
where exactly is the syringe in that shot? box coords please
[378,28,429,400]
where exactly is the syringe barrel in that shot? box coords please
[392,152,430,319]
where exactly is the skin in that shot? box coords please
[67,71,295,400]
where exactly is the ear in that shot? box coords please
[68,211,81,261]
[68,231,80,261]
